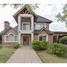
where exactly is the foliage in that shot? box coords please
[47,43,67,57]
[0,33,2,44]
[32,40,48,50]
[59,36,67,44]
[56,4,67,26]
[37,50,67,63]
[0,48,15,63]
[0,4,39,10]
[12,43,20,49]
[47,43,58,54]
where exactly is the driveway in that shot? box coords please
[7,46,42,63]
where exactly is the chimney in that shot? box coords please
[4,21,10,29]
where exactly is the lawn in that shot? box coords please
[36,50,67,63]
[0,47,16,63]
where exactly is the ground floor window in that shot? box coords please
[39,35,47,41]
[5,34,18,42]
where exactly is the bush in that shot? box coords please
[47,43,67,57]
[0,44,2,48]
[47,43,58,54]
[32,40,48,50]
[12,43,20,49]
[40,40,48,50]
[59,36,67,44]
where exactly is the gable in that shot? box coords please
[2,27,18,35]
[13,5,37,22]
[13,4,52,23]
[39,29,47,34]
[5,29,18,35]
[40,27,53,34]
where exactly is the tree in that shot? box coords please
[0,4,39,10]
[56,4,67,27]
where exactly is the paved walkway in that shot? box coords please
[7,46,42,63]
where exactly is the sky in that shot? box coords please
[0,4,67,32]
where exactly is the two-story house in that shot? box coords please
[2,5,59,46]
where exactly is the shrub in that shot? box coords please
[0,44,2,48]
[32,40,48,50]
[12,43,20,49]
[55,44,66,56]
[47,43,58,54]
[40,40,48,50]
[59,36,67,44]
[47,43,67,57]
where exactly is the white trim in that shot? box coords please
[22,22,30,30]
[22,35,30,45]
[38,34,48,41]
[4,34,18,42]
[18,14,34,45]
[19,14,33,17]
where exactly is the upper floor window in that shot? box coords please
[23,24,30,30]
[35,23,44,30]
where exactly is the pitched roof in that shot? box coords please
[34,27,53,35]
[36,16,52,23]
[13,4,52,23]
[2,26,18,35]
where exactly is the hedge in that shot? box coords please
[32,40,48,50]
[47,43,67,57]
[59,36,67,44]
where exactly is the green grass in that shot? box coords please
[0,47,16,63]
[36,50,67,63]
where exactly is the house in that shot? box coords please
[2,5,67,46]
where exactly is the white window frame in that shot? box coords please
[4,33,18,42]
[38,34,48,41]
[22,22,30,30]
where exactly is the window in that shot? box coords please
[5,34,18,42]
[39,36,47,41]
[23,24,30,30]
[14,36,17,41]
[8,34,14,41]
[35,23,44,30]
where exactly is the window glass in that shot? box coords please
[8,34,14,41]
[6,34,18,42]
[14,36,17,41]
[23,24,30,30]
[39,36,47,41]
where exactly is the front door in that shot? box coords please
[23,36,29,45]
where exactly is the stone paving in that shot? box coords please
[7,46,42,63]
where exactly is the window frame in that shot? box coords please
[4,33,18,42]
[38,34,48,41]
[22,22,31,30]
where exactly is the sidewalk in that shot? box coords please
[7,46,42,63]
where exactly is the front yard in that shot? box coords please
[0,47,15,63]
[37,50,67,63]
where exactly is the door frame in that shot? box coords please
[21,35,31,45]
